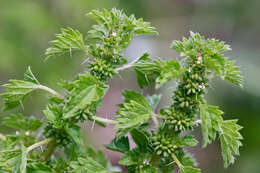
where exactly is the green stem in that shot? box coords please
[92,116,117,124]
[41,137,57,161]
[171,152,183,168]
[37,85,64,99]
[26,138,53,153]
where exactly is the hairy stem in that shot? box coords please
[92,116,118,124]
[38,85,64,99]
[26,138,53,153]
[171,152,182,168]
[41,137,57,161]
[115,58,139,72]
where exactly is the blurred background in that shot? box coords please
[0,0,259,172]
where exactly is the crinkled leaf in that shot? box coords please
[45,27,86,60]
[180,136,198,147]
[119,148,149,166]
[105,136,130,153]
[130,128,149,151]
[66,124,83,146]
[220,120,243,168]
[69,157,108,173]
[86,146,108,168]
[180,166,201,173]
[2,114,42,132]
[27,162,53,173]
[134,57,183,89]
[115,90,153,137]
[63,73,108,119]
[200,104,223,147]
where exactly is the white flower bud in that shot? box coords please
[111,32,117,37]
[16,131,20,135]
[25,131,30,136]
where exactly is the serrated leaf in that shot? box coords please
[181,136,198,147]
[180,166,201,173]
[105,136,130,153]
[70,157,108,173]
[63,73,108,119]
[45,27,86,60]
[200,104,223,147]
[27,162,53,173]
[119,148,149,166]
[66,124,83,146]
[2,114,42,132]
[130,128,149,151]
[115,90,153,137]
[220,120,243,168]
[86,147,108,168]
[134,57,183,89]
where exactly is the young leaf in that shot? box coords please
[219,120,243,168]
[63,73,108,119]
[86,147,108,168]
[134,57,183,89]
[105,136,130,153]
[45,27,86,60]
[130,128,149,151]
[119,148,149,167]
[69,157,108,173]
[27,162,53,173]
[199,104,223,147]
[0,66,41,110]
[180,166,201,173]
[180,136,198,147]
[2,114,42,132]
[115,90,153,137]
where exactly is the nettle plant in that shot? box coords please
[0,9,243,173]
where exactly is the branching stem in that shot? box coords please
[38,85,64,99]
[115,58,139,72]
[92,116,117,124]
[26,138,53,153]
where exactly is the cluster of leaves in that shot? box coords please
[0,8,243,173]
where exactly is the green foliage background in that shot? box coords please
[0,0,259,172]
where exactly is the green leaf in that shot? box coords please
[199,104,223,147]
[105,136,130,153]
[220,120,243,168]
[146,94,161,111]
[24,66,40,84]
[115,90,153,137]
[0,68,40,110]
[70,157,108,173]
[86,147,108,168]
[45,27,86,60]
[63,73,108,119]
[130,128,149,151]
[0,146,27,172]
[2,114,42,132]
[181,135,198,147]
[180,166,201,173]
[66,124,83,146]
[119,148,149,166]
[134,57,183,89]
[27,162,53,173]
